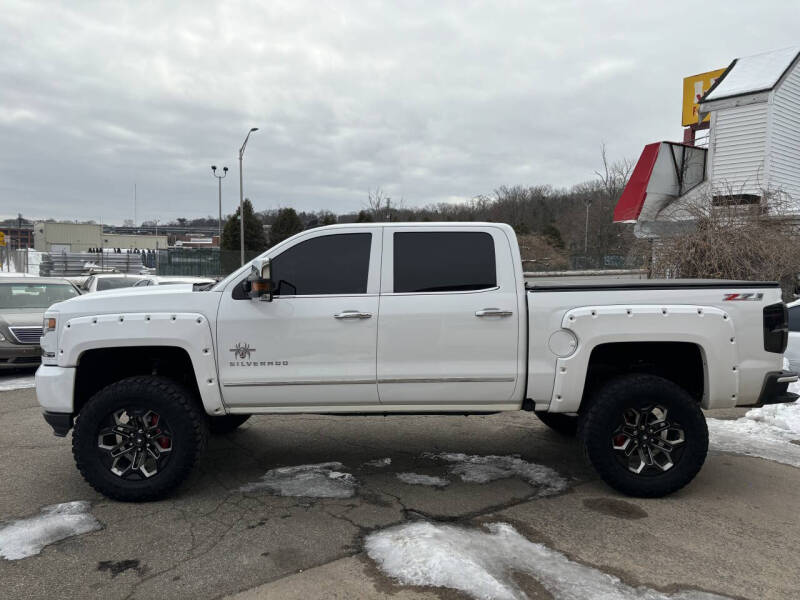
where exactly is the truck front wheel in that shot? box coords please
[579,374,708,498]
[72,376,209,502]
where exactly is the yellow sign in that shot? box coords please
[682,68,726,126]
[0,232,5,247]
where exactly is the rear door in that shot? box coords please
[376,226,520,407]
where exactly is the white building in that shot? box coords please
[616,46,800,237]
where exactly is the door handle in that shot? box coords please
[334,311,372,320]
[475,308,513,317]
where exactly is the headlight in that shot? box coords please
[44,317,56,332]
[0,332,5,342]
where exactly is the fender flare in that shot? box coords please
[59,312,225,415]
[548,304,738,412]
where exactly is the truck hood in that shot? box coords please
[47,286,223,321]
[91,284,194,296]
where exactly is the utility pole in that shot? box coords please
[211,165,228,244]
[584,199,591,255]
[154,219,160,273]
[238,127,258,266]
[134,184,137,226]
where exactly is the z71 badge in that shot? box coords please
[722,293,764,301]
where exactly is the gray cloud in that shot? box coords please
[0,0,797,223]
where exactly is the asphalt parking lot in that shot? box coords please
[1,371,799,600]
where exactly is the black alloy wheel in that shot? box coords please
[73,376,208,502]
[579,374,708,497]
[97,408,174,479]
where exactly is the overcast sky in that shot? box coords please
[0,1,797,224]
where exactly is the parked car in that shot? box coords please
[0,277,80,369]
[132,276,216,287]
[35,222,796,501]
[81,274,146,293]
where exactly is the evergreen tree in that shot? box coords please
[269,208,304,247]
[221,198,267,252]
[356,210,373,223]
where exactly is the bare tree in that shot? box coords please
[642,188,800,300]
[595,142,634,202]
[367,187,404,221]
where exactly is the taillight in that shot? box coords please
[763,302,788,353]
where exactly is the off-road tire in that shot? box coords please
[72,376,209,502]
[209,414,251,434]
[578,374,708,498]
[534,412,578,436]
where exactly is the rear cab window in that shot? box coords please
[392,231,497,293]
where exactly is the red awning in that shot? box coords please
[613,142,661,223]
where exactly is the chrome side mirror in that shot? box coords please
[247,258,274,302]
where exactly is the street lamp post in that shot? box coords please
[211,165,228,244]
[583,199,591,256]
[238,127,258,266]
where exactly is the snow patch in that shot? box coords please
[708,366,800,467]
[0,501,101,560]
[366,521,729,600]
[239,462,357,498]
[363,457,392,468]
[396,473,449,487]
[424,453,567,496]
[708,398,800,468]
[0,374,35,392]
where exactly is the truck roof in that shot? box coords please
[313,222,508,229]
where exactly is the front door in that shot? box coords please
[217,227,382,409]
[376,226,521,407]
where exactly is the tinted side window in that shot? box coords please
[271,233,371,296]
[789,306,800,332]
[394,232,496,293]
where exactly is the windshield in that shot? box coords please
[0,283,79,309]
[96,278,141,291]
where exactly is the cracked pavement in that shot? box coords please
[1,377,799,600]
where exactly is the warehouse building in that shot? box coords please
[33,222,168,253]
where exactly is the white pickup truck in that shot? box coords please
[35,223,797,501]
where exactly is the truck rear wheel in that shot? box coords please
[534,412,578,436]
[578,374,708,498]
[72,376,208,502]
[209,414,251,434]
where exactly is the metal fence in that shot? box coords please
[39,251,147,277]
[155,249,262,277]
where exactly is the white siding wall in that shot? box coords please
[767,64,800,202]
[711,102,769,196]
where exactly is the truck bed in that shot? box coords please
[527,279,781,291]
[525,279,785,413]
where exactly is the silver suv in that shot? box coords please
[0,277,80,369]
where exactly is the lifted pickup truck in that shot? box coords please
[35,223,797,501]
